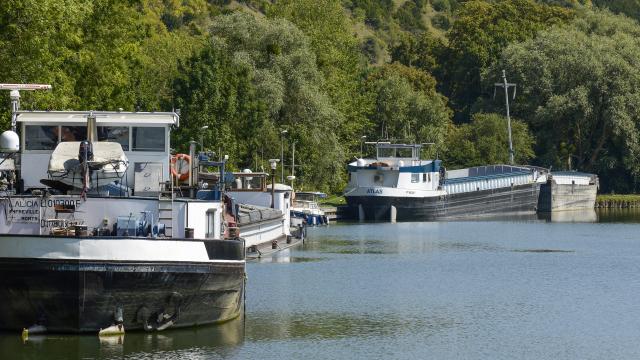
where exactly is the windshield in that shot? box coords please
[377,146,415,158]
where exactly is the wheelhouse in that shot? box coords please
[16,111,177,192]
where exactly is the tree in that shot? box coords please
[174,13,346,191]
[0,0,92,122]
[491,9,640,192]
[269,0,369,155]
[440,0,573,121]
[0,0,208,125]
[593,0,640,21]
[444,113,535,169]
[363,64,452,148]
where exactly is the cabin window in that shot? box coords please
[423,173,427,182]
[24,125,58,150]
[411,173,419,183]
[132,127,165,152]
[60,126,87,142]
[396,148,412,158]
[428,173,431,182]
[206,209,217,238]
[378,147,395,158]
[98,126,129,151]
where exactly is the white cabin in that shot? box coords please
[345,143,443,198]
[16,111,176,192]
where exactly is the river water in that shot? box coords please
[4,209,640,359]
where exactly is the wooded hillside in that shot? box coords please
[2,0,640,192]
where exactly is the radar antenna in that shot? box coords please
[0,84,52,132]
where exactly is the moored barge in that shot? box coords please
[344,142,547,221]
[0,90,246,333]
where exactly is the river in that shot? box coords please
[4,209,640,359]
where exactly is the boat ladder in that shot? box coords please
[158,182,174,237]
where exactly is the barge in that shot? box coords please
[537,171,598,212]
[0,88,247,333]
[344,142,547,221]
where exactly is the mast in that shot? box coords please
[494,71,517,165]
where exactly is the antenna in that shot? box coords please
[494,70,516,165]
[0,84,53,132]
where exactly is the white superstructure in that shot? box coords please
[17,111,176,191]
[344,143,445,200]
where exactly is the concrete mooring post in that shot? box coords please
[390,205,397,223]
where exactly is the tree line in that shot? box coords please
[1,0,640,193]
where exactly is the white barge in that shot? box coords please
[344,142,547,221]
[0,97,251,333]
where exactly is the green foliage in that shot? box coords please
[174,13,346,191]
[593,0,640,21]
[390,32,444,72]
[444,113,535,168]
[345,0,394,28]
[431,0,452,12]
[394,0,427,33]
[492,9,640,192]
[2,0,640,194]
[0,0,207,125]
[363,63,452,147]
[431,13,451,30]
[0,0,91,119]
[440,0,574,121]
[597,194,640,202]
[269,0,369,154]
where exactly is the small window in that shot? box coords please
[60,126,86,142]
[411,173,419,183]
[98,126,129,151]
[132,127,165,152]
[378,147,394,158]
[206,208,217,238]
[24,125,58,150]
[423,173,427,182]
[428,173,431,182]
[396,148,412,158]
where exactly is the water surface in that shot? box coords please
[5,209,640,359]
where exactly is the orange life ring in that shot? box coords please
[171,154,191,181]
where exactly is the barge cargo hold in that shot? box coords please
[537,171,598,212]
[344,143,547,221]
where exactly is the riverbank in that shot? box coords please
[596,194,640,208]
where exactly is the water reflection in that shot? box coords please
[511,249,575,253]
[2,317,244,360]
[255,248,326,264]
[245,312,455,341]
[597,208,640,223]
[537,209,598,223]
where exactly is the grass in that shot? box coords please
[597,194,640,202]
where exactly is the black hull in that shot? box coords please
[345,183,540,221]
[0,258,245,333]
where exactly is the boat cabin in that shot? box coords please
[374,143,422,166]
[347,142,443,193]
[16,111,176,193]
